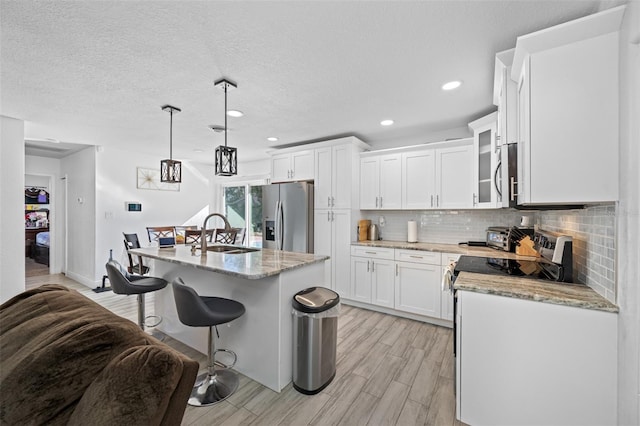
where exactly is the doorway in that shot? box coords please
[24,173,64,277]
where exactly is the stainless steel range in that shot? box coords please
[451,229,574,390]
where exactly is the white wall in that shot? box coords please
[0,116,25,303]
[616,0,640,423]
[366,124,472,151]
[25,156,64,274]
[94,146,214,283]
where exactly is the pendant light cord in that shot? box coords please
[169,109,173,160]
[224,84,228,148]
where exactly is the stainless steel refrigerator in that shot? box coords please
[261,182,314,253]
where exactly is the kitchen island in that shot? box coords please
[129,245,329,392]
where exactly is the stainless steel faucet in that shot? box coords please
[200,213,232,255]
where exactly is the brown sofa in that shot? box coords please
[0,284,198,425]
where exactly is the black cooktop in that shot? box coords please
[454,255,571,282]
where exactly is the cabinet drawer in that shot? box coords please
[351,246,394,260]
[395,249,441,265]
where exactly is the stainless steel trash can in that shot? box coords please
[292,287,340,394]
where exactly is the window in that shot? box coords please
[223,184,263,247]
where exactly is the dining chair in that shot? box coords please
[233,228,246,245]
[123,233,149,276]
[146,226,176,243]
[213,228,239,245]
[184,229,214,245]
[175,225,198,244]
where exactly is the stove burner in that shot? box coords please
[454,256,570,282]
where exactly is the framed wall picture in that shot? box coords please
[136,167,180,191]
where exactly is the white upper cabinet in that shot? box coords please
[435,143,474,209]
[365,139,474,210]
[511,6,624,205]
[402,150,436,209]
[494,49,518,148]
[270,150,314,183]
[469,112,499,208]
[314,143,359,210]
[493,49,518,208]
[314,147,333,208]
[359,154,402,210]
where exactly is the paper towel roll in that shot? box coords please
[408,220,418,243]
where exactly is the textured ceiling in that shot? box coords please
[1,0,611,163]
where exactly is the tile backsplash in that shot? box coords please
[538,204,616,303]
[362,209,528,244]
[362,204,617,303]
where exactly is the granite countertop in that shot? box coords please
[454,271,619,313]
[129,245,329,280]
[354,240,618,313]
[352,240,538,261]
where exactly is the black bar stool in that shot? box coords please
[105,260,168,332]
[171,277,245,406]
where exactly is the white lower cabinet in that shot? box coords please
[395,261,441,318]
[394,250,442,318]
[350,247,395,308]
[315,209,351,297]
[349,247,451,323]
[456,290,617,426]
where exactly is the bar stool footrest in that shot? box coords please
[144,314,162,328]
[214,348,237,370]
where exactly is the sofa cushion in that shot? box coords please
[0,285,151,424]
[68,345,186,426]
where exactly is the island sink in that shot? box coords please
[199,245,260,254]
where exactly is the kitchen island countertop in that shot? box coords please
[454,271,619,313]
[129,245,328,280]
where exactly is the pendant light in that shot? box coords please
[214,78,238,176]
[160,104,182,183]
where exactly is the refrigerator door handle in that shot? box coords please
[274,200,281,250]
[278,200,285,250]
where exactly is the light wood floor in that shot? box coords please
[24,274,463,426]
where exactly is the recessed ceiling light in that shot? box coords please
[380,119,394,126]
[267,137,279,142]
[193,149,204,153]
[442,80,462,91]
[227,110,243,118]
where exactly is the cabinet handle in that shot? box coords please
[436,195,439,207]
[365,251,377,255]
[396,264,398,276]
[380,197,383,208]
[327,211,331,222]
[331,211,335,222]
[430,195,434,208]
[331,196,335,207]
[328,196,331,207]
[375,197,378,208]
[409,255,423,259]
[510,177,517,202]
[367,260,370,272]
[371,261,375,272]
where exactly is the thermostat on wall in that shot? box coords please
[125,202,142,212]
